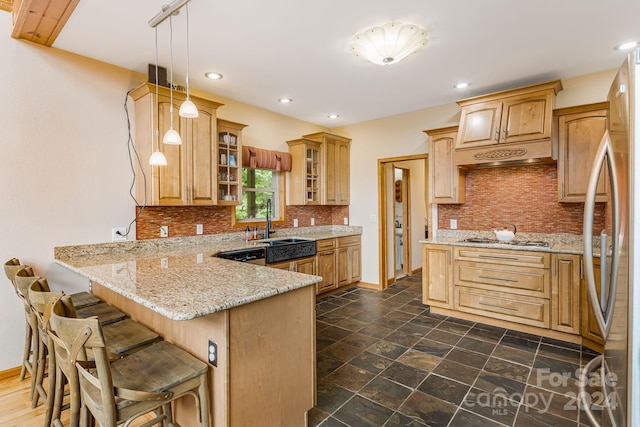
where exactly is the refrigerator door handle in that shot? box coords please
[583,130,620,339]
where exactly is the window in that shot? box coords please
[234,168,285,224]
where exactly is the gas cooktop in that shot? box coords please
[459,238,550,248]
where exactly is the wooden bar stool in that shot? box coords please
[48,297,211,427]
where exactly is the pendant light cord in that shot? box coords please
[169,15,175,128]
[185,2,191,101]
[155,26,160,152]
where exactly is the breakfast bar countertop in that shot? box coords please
[54,225,361,321]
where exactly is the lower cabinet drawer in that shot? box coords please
[456,262,549,298]
[455,286,550,328]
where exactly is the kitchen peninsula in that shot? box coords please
[53,231,333,427]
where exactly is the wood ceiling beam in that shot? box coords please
[10,0,79,47]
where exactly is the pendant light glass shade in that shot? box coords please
[179,99,198,118]
[163,126,182,144]
[350,22,428,65]
[179,3,199,118]
[149,150,168,166]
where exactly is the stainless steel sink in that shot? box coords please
[264,238,316,264]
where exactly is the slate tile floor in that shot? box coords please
[310,274,602,427]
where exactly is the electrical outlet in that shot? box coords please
[293,218,298,228]
[450,219,458,229]
[208,340,218,367]
[160,226,168,237]
[196,224,203,235]
[160,258,168,269]
[310,218,315,226]
[343,217,349,225]
[196,253,203,264]
[112,227,126,242]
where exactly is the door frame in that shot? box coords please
[377,154,429,289]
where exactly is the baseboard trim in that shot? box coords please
[356,281,380,290]
[0,366,21,381]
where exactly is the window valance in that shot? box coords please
[242,146,292,171]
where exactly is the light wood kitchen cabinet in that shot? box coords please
[555,103,608,203]
[582,257,604,346]
[302,132,351,205]
[216,119,247,205]
[337,235,361,286]
[130,82,223,206]
[269,256,316,275]
[316,239,337,294]
[454,81,562,166]
[425,126,465,204]
[287,139,322,205]
[551,254,581,334]
[422,244,453,309]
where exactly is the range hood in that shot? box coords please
[454,139,557,168]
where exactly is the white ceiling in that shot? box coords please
[53,0,640,127]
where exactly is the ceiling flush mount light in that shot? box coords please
[149,27,167,166]
[178,3,199,118]
[454,82,469,89]
[328,114,339,119]
[350,22,428,65]
[615,41,639,50]
[278,97,293,104]
[205,71,223,80]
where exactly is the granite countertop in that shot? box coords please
[54,225,361,320]
[420,230,598,256]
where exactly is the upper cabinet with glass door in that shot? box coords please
[287,138,322,205]
[216,119,247,205]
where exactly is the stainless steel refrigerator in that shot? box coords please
[582,48,639,427]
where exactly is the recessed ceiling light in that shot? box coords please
[328,114,339,119]
[204,72,223,80]
[278,97,293,104]
[454,82,469,89]
[615,41,638,50]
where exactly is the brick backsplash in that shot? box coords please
[135,205,349,240]
[437,164,606,235]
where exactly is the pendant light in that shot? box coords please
[149,27,167,166]
[163,15,183,145]
[178,2,199,118]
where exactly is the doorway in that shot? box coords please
[377,154,429,289]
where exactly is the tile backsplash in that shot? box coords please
[135,205,349,240]
[437,164,606,235]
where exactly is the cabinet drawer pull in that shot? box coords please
[477,254,520,261]
[479,301,518,311]
[478,275,518,283]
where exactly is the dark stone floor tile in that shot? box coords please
[396,304,427,315]
[308,407,329,427]
[354,310,391,323]
[340,332,379,350]
[461,387,519,425]
[381,361,429,389]
[367,340,408,360]
[505,329,543,342]
[432,359,481,386]
[445,348,489,370]
[325,363,376,392]
[349,351,394,374]
[474,371,527,401]
[533,354,581,378]
[528,367,579,396]
[317,325,354,341]
[317,353,344,378]
[360,376,413,411]
[426,328,463,346]
[456,336,497,355]
[384,330,421,348]
[410,315,443,329]
[537,343,582,365]
[484,356,531,382]
[397,322,431,337]
[471,322,507,334]
[541,336,582,351]
[434,320,472,335]
[376,316,408,330]
[465,326,505,344]
[443,316,476,326]
[522,384,580,422]
[397,349,441,372]
[448,409,503,427]
[423,311,448,320]
[318,416,349,427]
[417,373,471,405]
[317,312,347,325]
[514,406,579,426]
[334,316,369,332]
[333,395,394,427]
[412,338,452,357]
[398,390,457,427]
[500,334,540,353]
[316,380,354,413]
[317,336,336,352]
[319,341,363,363]
[316,301,342,314]
[383,412,427,426]
[385,310,417,323]
[359,324,396,339]
[492,343,536,366]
